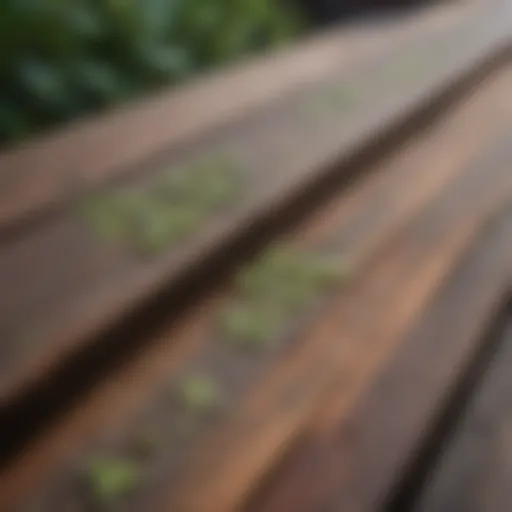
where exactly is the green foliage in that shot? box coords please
[87,457,141,505]
[0,0,303,145]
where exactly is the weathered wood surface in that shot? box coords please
[251,204,512,512]
[0,0,508,427]
[1,2,512,512]
[410,319,512,512]
[0,0,490,236]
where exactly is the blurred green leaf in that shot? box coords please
[138,44,191,80]
[67,5,104,38]
[74,60,123,102]
[0,0,304,146]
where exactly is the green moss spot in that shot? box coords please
[131,203,205,255]
[302,256,352,289]
[158,154,241,210]
[221,248,352,349]
[81,191,153,241]
[236,263,277,299]
[188,155,241,208]
[220,302,282,349]
[179,375,222,413]
[273,280,317,312]
[80,197,123,241]
[198,172,240,209]
[82,153,242,257]
[87,457,141,505]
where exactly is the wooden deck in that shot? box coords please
[1,1,512,511]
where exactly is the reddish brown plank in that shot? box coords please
[1,10,508,428]
[155,143,512,511]
[251,207,512,512]
[2,59,512,512]
[0,1,482,236]
[411,320,512,512]
[0,21,511,512]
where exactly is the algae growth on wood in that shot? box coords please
[81,153,244,257]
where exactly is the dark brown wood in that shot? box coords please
[158,73,512,512]
[411,319,512,512]
[0,0,475,238]
[0,3,511,512]
[250,205,512,512]
[1,57,512,512]
[1,0,507,444]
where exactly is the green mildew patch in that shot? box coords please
[158,153,242,210]
[299,255,354,289]
[248,248,348,291]
[190,155,241,210]
[221,248,352,350]
[178,375,222,414]
[236,250,289,298]
[273,279,319,312]
[195,169,240,209]
[80,191,148,241]
[220,302,283,349]
[87,457,141,506]
[82,153,243,257]
[237,267,282,302]
[131,203,206,256]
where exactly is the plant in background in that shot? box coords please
[0,0,304,145]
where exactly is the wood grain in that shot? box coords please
[252,205,512,512]
[1,2,507,414]
[160,127,512,512]
[412,322,512,512]
[2,60,512,512]
[0,1,474,237]
[0,5,511,512]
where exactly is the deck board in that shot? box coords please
[1,3,512,511]
[412,320,512,512]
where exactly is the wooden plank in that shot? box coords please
[1,6,508,416]
[3,59,512,512]
[155,130,512,510]
[251,207,512,512]
[0,0,487,237]
[411,320,512,512]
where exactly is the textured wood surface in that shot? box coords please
[0,2,512,512]
[411,320,512,512]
